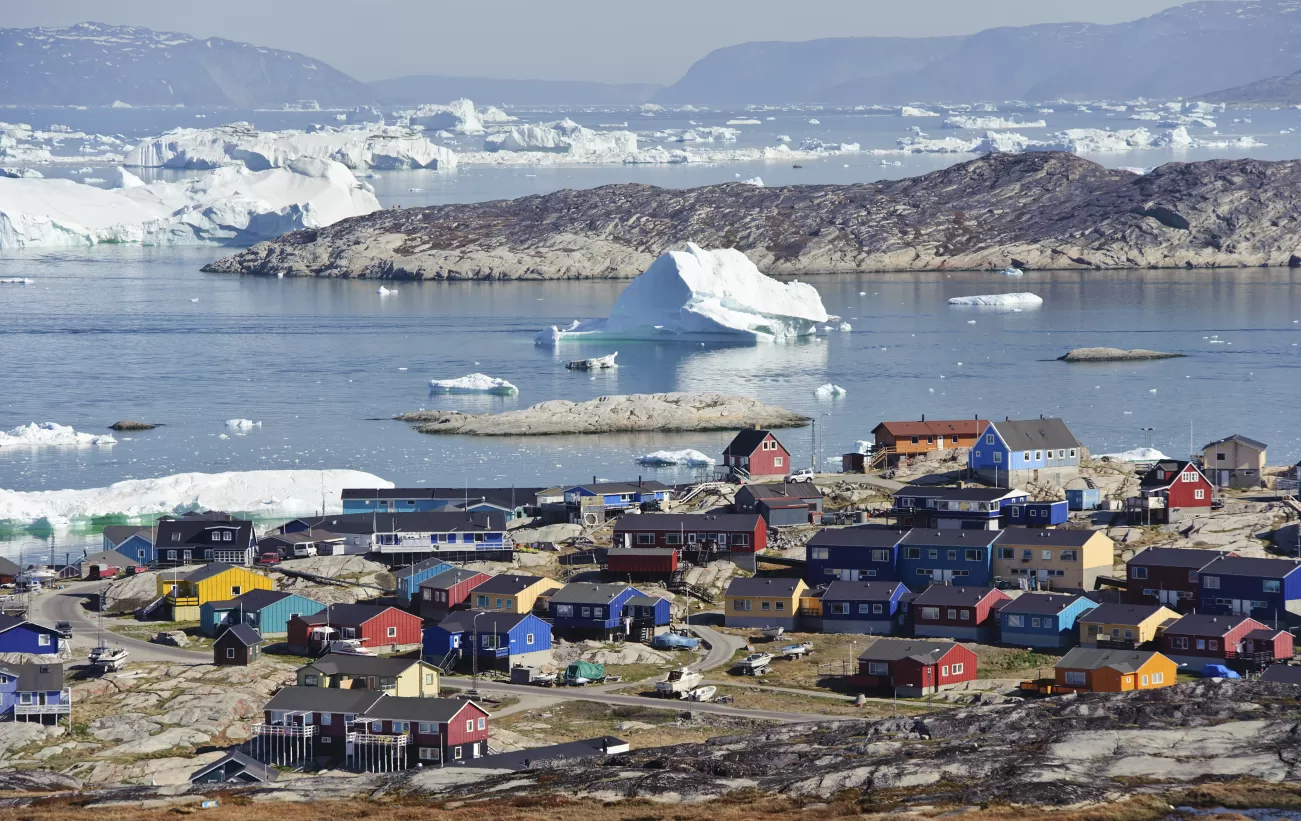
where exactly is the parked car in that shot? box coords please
[787,468,816,482]
[55,621,73,638]
[258,552,282,565]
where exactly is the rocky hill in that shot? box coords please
[204,152,1301,280]
[0,23,374,107]
[656,0,1301,104]
[1204,66,1301,106]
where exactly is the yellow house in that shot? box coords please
[468,574,559,614]
[1077,602,1180,648]
[296,654,439,697]
[156,564,273,620]
[724,576,808,630]
[992,530,1115,591]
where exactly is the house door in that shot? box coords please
[1033,469,1039,482]
[622,533,632,548]
[1232,599,1249,616]
[718,534,728,547]
[1217,470,1230,487]
[182,550,192,562]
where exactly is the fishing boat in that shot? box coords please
[736,652,774,675]
[685,685,717,702]
[325,639,375,656]
[761,626,785,639]
[780,642,814,659]
[89,645,129,672]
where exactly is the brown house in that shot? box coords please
[1201,434,1267,489]
[871,418,987,465]
[214,624,261,666]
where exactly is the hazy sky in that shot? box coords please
[12,0,1193,84]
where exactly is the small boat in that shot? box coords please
[780,642,814,658]
[89,645,129,672]
[326,639,375,656]
[736,652,774,675]
[1000,266,1025,276]
[761,626,785,639]
[566,352,618,370]
[685,685,717,702]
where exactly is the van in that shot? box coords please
[292,544,318,559]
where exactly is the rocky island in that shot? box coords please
[204,152,1301,280]
[1058,347,1185,362]
[396,392,808,435]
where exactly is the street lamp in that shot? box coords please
[470,611,487,697]
[1140,428,1155,450]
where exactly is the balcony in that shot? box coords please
[13,690,72,717]
[1125,496,1166,510]
[346,731,410,746]
[166,594,200,607]
[253,723,318,738]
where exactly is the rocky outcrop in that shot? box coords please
[108,420,160,431]
[204,153,1301,280]
[1058,347,1185,362]
[395,392,809,436]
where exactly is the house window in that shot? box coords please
[997,548,1014,560]
[760,601,771,611]
[1141,675,1150,686]
[1124,630,1134,640]
[1194,489,1205,500]
[831,603,849,615]
[476,595,489,607]
[1023,451,1031,461]
[1060,550,1077,562]
[774,601,785,611]
[424,673,436,685]
[466,720,474,732]
[1022,550,1033,561]
[225,648,235,659]
[580,607,591,618]
[734,600,752,611]
[592,607,603,618]
[666,533,682,545]
[1007,615,1025,628]
[1152,672,1164,684]
[993,452,1002,464]
[1209,640,1219,651]
[231,586,242,596]
[927,436,934,444]
[1252,600,1270,610]
[911,436,920,445]
[951,663,964,675]
[1049,570,1064,577]
[454,747,463,760]
[774,457,783,467]
[928,549,938,560]
[1035,451,1042,460]
[921,607,940,620]
[1181,472,1197,483]
[419,747,441,761]
[1040,550,1051,561]
[855,604,869,614]
[1057,450,1065,459]
[224,531,233,541]
[941,665,950,676]
[905,548,921,559]
[964,549,978,561]
[986,434,995,445]
[1204,576,1220,589]
[916,568,931,576]
[1132,567,1148,580]
[171,533,181,542]
[526,633,535,645]
[1031,617,1042,628]
[1263,580,1281,594]
[38,634,51,647]
[1064,671,1087,686]
[811,548,829,560]
[871,549,890,563]
[212,533,221,542]
[636,533,654,545]
[305,675,319,686]
[1171,637,1188,649]
[481,634,498,649]
[947,550,957,561]
[387,626,398,638]
[867,661,890,676]
[946,608,958,620]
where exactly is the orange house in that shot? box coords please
[872,418,988,464]
[1054,648,1177,693]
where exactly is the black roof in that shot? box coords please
[80,549,137,567]
[1260,665,1301,684]
[286,511,506,535]
[894,486,1025,503]
[472,574,552,596]
[613,513,761,531]
[418,568,490,590]
[822,580,907,601]
[1078,603,1173,624]
[726,577,804,598]
[857,638,957,663]
[626,595,666,608]
[393,557,454,581]
[912,586,1002,606]
[362,695,478,724]
[303,654,425,677]
[1164,613,1257,638]
[550,583,638,604]
[737,483,823,501]
[264,686,383,714]
[101,525,152,545]
[1202,434,1267,452]
[1057,647,1162,672]
[1138,460,1204,490]
[993,529,1105,548]
[437,610,532,633]
[459,736,627,771]
[1199,555,1301,578]
[217,624,262,646]
[0,614,59,636]
[1000,593,1091,616]
[900,529,1001,547]
[989,418,1081,451]
[1128,546,1226,569]
[341,487,543,508]
[156,518,253,549]
[296,603,402,626]
[723,429,780,457]
[190,750,279,783]
[808,527,907,549]
[0,661,63,691]
[207,590,295,612]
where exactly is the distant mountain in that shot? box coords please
[0,22,375,107]
[1202,68,1301,106]
[370,75,662,106]
[657,0,1301,104]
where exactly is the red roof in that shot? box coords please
[872,420,987,437]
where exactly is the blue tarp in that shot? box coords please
[652,632,700,650]
[1201,663,1241,679]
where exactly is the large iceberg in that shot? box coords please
[891,126,1246,157]
[484,119,639,158]
[0,158,380,249]
[0,469,392,524]
[405,99,486,134]
[943,116,1047,130]
[637,449,716,467]
[1096,447,1169,462]
[0,422,116,448]
[124,123,457,171]
[428,373,519,395]
[948,292,1044,307]
[536,243,830,344]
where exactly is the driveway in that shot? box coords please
[684,612,748,674]
[29,581,210,665]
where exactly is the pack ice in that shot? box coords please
[0,158,380,249]
[0,422,116,448]
[0,469,392,524]
[536,243,830,344]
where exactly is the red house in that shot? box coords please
[1161,613,1294,666]
[287,604,423,655]
[1125,546,1224,609]
[911,585,1011,642]
[1128,460,1214,525]
[605,547,679,577]
[854,638,978,696]
[722,429,792,481]
[417,568,492,620]
[611,512,767,554]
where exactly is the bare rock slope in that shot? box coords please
[1058,347,1185,362]
[395,392,809,436]
[204,153,1301,280]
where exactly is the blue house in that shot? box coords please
[1197,555,1301,622]
[562,481,674,517]
[342,487,541,519]
[891,487,1028,531]
[393,557,455,608]
[624,594,672,637]
[0,615,64,655]
[805,527,904,585]
[0,661,70,724]
[820,580,909,635]
[101,525,156,564]
[969,418,1083,489]
[199,590,327,637]
[998,593,1097,648]
[423,610,553,671]
[1002,500,1070,527]
[548,582,645,639]
[897,529,998,590]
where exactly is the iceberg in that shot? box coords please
[944,116,1046,130]
[0,158,380,249]
[637,449,716,467]
[405,99,485,134]
[483,119,638,158]
[901,106,940,117]
[0,469,391,524]
[1096,447,1169,462]
[0,422,116,448]
[813,383,847,398]
[948,293,1043,306]
[428,373,520,395]
[225,419,262,430]
[536,243,830,344]
[0,277,33,284]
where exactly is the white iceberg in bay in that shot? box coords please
[483,118,639,158]
[814,383,847,398]
[429,373,519,395]
[536,243,830,344]
[0,422,116,448]
[0,468,391,523]
[943,116,1046,130]
[948,292,1044,307]
[637,449,716,467]
[900,106,940,117]
[1096,447,1169,462]
[225,419,262,430]
[404,98,487,134]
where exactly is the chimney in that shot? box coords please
[922,414,926,422]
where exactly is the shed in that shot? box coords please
[417,568,493,620]
[1065,487,1102,511]
[605,548,679,577]
[214,624,261,666]
[191,750,280,785]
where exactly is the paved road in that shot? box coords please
[685,618,748,674]
[30,581,210,665]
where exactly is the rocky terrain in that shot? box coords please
[395,392,808,436]
[205,153,1301,281]
[1205,66,1301,106]
[1057,347,1185,362]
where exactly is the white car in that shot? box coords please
[787,468,816,482]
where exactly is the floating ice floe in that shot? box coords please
[1096,447,1169,462]
[838,322,852,332]
[428,373,519,395]
[225,419,262,430]
[536,243,830,344]
[726,119,762,126]
[378,285,397,295]
[0,159,380,249]
[943,116,1047,130]
[814,383,847,398]
[0,422,116,448]
[565,352,618,370]
[948,293,1044,307]
[0,277,33,284]
[889,126,1262,157]
[1001,267,1024,276]
[0,468,390,523]
[637,449,716,467]
[740,176,765,186]
[901,106,940,117]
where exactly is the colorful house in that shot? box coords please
[190,750,280,785]
[0,661,70,723]
[155,515,256,566]
[392,558,455,609]
[724,577,809,631]
[898,529,998,590]
[422,610,553,672]
[1001,499,1070,527]
[297,654,440,697]
[805,527,905,585]
[1077,602,1180,648]
[991,529,1115,592]
[367,512,512,559]
[605,548,680,578]
[612,512,767,554]
[1197,555,1301,621]
[911,585,1011,641]
[721,429,792,481]
[1201,434,1267,490]
[101,525,155,564]
[561,481,674,523]
[214,624,261,667]
[891,486,1027,530]
[1054,648,1177,693]
[468,574,560,614]
[1128,460,1215,525]
[1160,613,1294,667]
[417,568,493,621]
[547,583,645,639]
[1125,546,1223,609]
[286,604,423,655]
[998,593,1097,648]
[870,418,988,465]
[969,418,1082,488]
[819,580,909,634]
[156,564,274,621]
[734,482,823,527]
[0,615,65,655]
[200,590,326,637]
[854,638,979,697]
[342,487,540,519]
